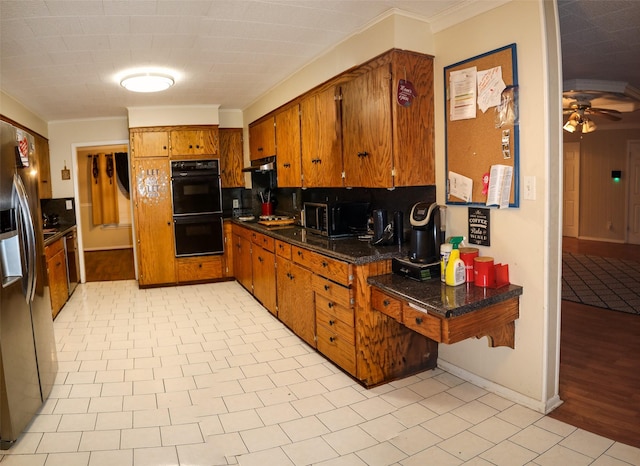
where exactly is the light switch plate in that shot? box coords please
[524,176,536,200]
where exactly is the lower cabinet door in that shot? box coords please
[276,257,315,348]
[252,247,276,314]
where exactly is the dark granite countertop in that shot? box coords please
[43,224,76,246]
[230,219,409,265]
[367,273,523,318]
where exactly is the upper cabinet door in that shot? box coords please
[219,128,245,188]
[131,130,170,158]
[341,63,393,188]
[275,104,302,188]
[34,134,52,199]
[249,117,276,161]
[300,87,343,188]
[170,128,218,158]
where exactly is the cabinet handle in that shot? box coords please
[283,163,291,168]
[289,274,294,280]
[415,317,423,325]
[189,144,193,149]
[383,300,390,307]
[321,261,328,267]
[163,146,167,150]
[198,263,203,268]
[327,302,334,308]
[328,319,335,326]
[357,151,369,158]
[258,256,263,262]
[258,147,263,152]
[324,284,330,291]
[329,336,336,343]
[297,250,302,257]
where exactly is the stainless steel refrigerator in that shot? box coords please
[0,120,58,449]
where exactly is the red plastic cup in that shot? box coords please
[261,202,274,216]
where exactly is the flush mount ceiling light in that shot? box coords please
[120,73,175,93]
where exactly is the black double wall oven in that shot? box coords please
[170,159,224,257]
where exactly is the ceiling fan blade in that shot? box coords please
[587,108,622,120]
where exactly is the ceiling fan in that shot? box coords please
[562,94,622,133]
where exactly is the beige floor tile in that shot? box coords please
[120,427,162,449]
[437,430,494,461]
[322,426,378,456]
[43,451,91,466]
[78,430,121,451]
[160,423,204,446]
[479,439,538,466]
[282,437,339,465]
[36,432,82,453]
[88,449,134,466]
[132,446,180,466]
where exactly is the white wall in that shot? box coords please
[434,0,562,411]
[245,1,562,412]
[48,118,129,199]
[0,91,48,137]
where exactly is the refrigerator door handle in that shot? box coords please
[12,174,37,303]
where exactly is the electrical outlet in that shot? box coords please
[65,200,73,210]
[232,199,239,208]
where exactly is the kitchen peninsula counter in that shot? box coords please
[43,224,76,246]
[230,219,408,265]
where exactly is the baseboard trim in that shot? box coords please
[437,360,558,414]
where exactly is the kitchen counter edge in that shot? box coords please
[367,273,523,318]
[229,219,408,265]
[43,224,77,247]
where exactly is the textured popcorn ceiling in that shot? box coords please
[1,0,638,124]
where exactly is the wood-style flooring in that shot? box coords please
[84,248,135,282]
[550,237,640,448]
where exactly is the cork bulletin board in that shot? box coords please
[444,43,519,207]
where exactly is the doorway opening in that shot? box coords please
[75,143,135,282]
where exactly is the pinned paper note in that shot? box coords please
[477,66,506,113]
[448,171,473,202]
[486,164,513,208]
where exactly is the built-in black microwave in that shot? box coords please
[303,201,369,238]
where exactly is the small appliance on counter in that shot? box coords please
[392,202,446,281]
[303,201,369,238]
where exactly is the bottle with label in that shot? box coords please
[440,243,452,283]
[445,236,466,286]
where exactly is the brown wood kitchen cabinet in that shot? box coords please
[342,49,434,188]
[300,86,344,187]
[275,104,302,187]
[232,224,253,291]
[130,157,176,286]
[170,127,218,159]
[45,238,68,319]
[219,128,245,188]
[276,241,315,347]
[33,134,52,199]
[249,116,276,161]
[130,129,170,158]
[250,230,277,315]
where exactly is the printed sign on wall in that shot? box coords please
[468,207,490,246]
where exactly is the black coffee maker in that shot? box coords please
[408,202,446,263]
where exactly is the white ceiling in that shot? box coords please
[1,0,639,125]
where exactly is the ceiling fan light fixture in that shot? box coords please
[582,118,597,133]
[563,120,577,132]
[120,73,175,93]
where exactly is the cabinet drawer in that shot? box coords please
[402,304,442,342]
[177,256,223,282]
[371,289,402,321]
[316,323,356,375]
[315,294,354,328]
[312,274,352,308]
[251,231,275,252]
[232,224,253,241]
[292,246,351,285]
[45,238,64,260]
[316,306,354,345]
[275,240,291,259]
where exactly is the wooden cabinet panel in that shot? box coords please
[342,63,393,187]
[223,222,234,277]
[176,256,224,282]
[45,239,68,319]
[300,87,343,188]
[276,257,315,347]
[252,246,276,315]
[170,128,218,158]
[219,128,245,188]
[131,157,176,286]
[316,322,356,375]
[292,246,351,285]
[232,230,252,291]
[371,288,402,321]
[275,240,291,259]
[131,130,169,157]
[250,230,275,252]
[34,134,52,199]
[275,104,302,187]
[249,117,276,160]
[311,274,351,308]
[402,304,442,341]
